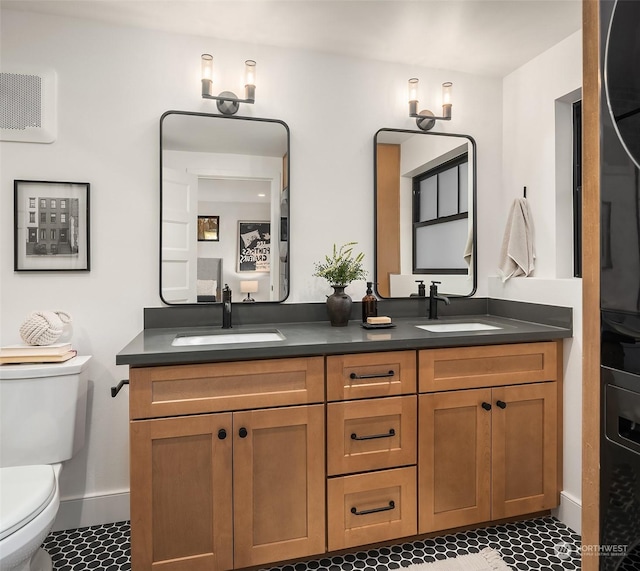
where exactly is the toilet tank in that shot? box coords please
[0,356,90,467]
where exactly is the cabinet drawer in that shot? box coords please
[327,467,417,551]
[129,357,325,419]
[327,351,416,401]
[419,341,559,392]
[327,396,416,475]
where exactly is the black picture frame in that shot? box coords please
[197,215,220,241]
[14,180,90,271]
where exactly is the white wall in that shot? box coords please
[493,30,583,534]
[7,7,585,531]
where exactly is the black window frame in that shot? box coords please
[412,152,469,274]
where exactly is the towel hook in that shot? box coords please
[523,186,527,199]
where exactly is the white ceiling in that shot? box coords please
[2,0,582,77]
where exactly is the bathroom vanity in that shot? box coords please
[118,305,571,571]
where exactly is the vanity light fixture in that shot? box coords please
[201,55,256,115]
[408,79,452,131]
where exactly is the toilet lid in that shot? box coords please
[0,465,56,540]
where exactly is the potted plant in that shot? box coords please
[313,242,367,326]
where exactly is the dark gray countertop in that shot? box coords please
[116,313,572,367]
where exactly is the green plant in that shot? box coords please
[313,242,367,286]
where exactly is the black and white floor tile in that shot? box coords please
[43,516,586,571]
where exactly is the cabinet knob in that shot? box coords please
[496,400,507,409]
[217,429,227,440]
[238,427,248,438]
[481,402,492,411]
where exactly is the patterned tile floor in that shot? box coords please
[42,516,590,570]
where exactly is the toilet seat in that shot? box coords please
[0,465,56,541]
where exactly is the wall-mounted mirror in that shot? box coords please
[160,111,289,304]
[374,128,476,298]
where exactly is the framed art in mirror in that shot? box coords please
[14,179,90,271]
[238,221,270,272]
[197,216,219,241]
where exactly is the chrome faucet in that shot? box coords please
[428,281,450,319]
[222,284,232,329]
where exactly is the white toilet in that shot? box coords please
[0,356,90,571]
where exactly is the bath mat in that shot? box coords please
[403,548,512,571]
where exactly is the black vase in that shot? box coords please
[326,285,352,327]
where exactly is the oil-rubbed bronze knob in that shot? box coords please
[218,429,227,440]
[482,402,492,411]
[238,427,248,438]
[496,400,507,409]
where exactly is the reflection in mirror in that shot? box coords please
[374,129,476,298]
[160,111,289,304]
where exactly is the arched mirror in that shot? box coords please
[160,111,289,304]
[374,128,476,298]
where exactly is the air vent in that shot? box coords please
[0,69,57,143]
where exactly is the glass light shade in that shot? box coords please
[408,78,419,102]
[201,54,213,81]
[442,82,453,105]
[245,60,256,86]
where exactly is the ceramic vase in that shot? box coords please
[326,285,352,327]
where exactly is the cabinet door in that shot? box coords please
[418,390,492,533]
[491,382,558,519]
[232,404,326,568]
[130,413,233,571]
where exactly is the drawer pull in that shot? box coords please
[351,500,395,516]
[482,402,492,411]
[218,429,227,440]
[349,370,395,380]
[496,400,507,409]
[350,428,396,441]
[238,427,248,438]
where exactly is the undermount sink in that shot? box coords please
[416,322,502,333]
[172,329,285,346]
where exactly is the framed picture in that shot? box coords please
[198,215,219,241]
[238,221,270,272]
[14,180,90,271]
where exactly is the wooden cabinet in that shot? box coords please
[128,341,563,569]
[233,405,325,568]
[327,351,416,401]
[130,413,233,571]
[327,395,417,475]
[418,381,559,533]
[327,467,417,550]
[129,358,325,571]
[326,351,417,551]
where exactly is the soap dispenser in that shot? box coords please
[361,282,378,322]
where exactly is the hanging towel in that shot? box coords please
[463,224,473,268]
[498,198,535,281]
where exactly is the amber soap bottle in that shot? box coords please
[361,282,378,322]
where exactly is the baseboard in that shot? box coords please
[553,491,582,535]
[53,491,130,532]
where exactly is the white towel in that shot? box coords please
[463,224,473,268]
[498,198,535,281]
